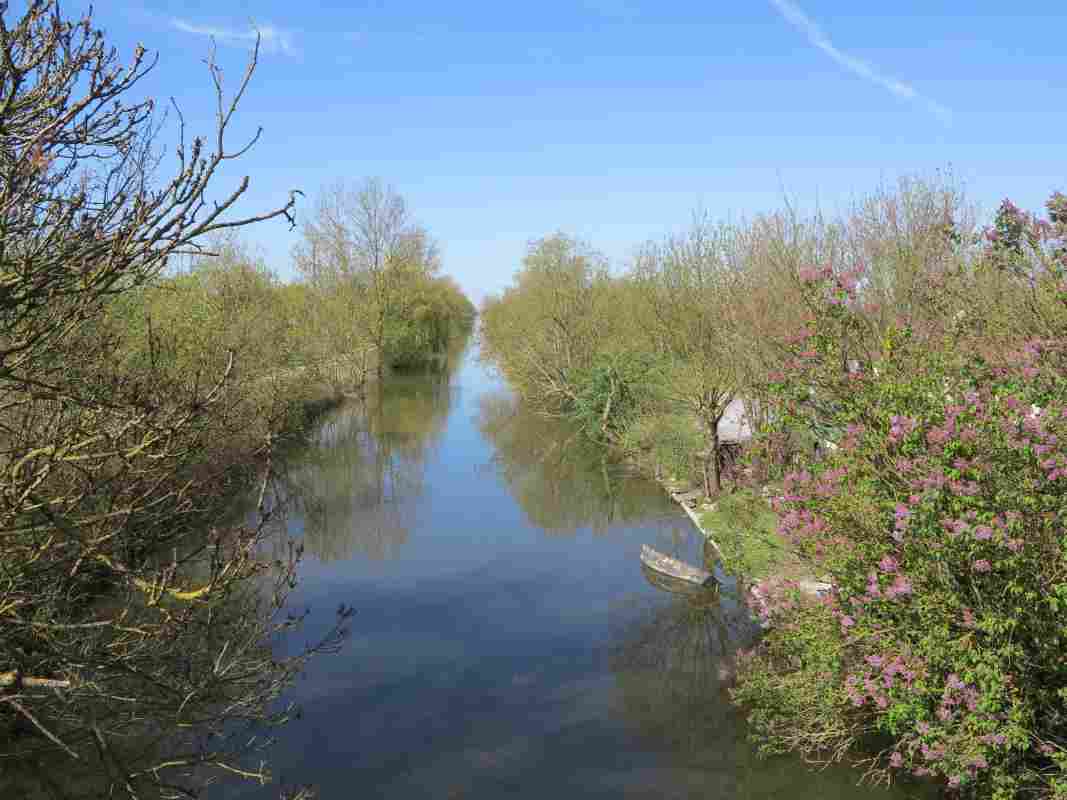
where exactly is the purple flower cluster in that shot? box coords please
[746,191,1067,797]
[890,503,912,542]
[845,652,920,711]
[938,674,982,722]
[888,415,918,444]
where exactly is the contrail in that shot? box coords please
[171,19,296,56]
[769,0,951,123]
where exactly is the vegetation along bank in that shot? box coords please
[479,179,1067,798]
[0,3,473,797]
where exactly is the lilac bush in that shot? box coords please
[731,193,1067,798]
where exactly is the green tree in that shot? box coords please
[480,233,615,413]
[630,217,742,494]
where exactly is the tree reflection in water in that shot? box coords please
[611,572,758,752]
[477,392,671,536]
[0,491,350,800]
[609,577,929,799]
[283,368,455,562]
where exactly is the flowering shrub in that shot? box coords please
[731,194,1067,798]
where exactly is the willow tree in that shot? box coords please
[292,178,444,377]
[0,4,347,797]
[479,233,614,413]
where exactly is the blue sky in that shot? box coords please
[93,1,1065,302]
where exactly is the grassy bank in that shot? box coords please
[697,489,802,582]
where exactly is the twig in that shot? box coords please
[2,697,80,759]
[92,724,141,798]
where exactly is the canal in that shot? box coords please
[226,342,917,799]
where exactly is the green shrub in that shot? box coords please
[733,192,1067,798]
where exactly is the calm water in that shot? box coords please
[226,344,918,800]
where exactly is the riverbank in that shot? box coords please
[658,477,831,608]
[206,343,914,800]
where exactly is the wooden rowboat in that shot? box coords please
[640,545,717,590]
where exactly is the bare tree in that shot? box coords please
[0,4,348,796]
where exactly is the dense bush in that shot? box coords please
[731,192,1067,798]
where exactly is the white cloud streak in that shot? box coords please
[769,0,950,123]
[171,19,296,57]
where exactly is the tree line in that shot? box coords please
[0,2,471,797]
[480,177,1067,798]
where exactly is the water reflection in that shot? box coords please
[285,370,455,561]
[477,392,668,535]
[0,494,349,800]
[607,590,924,799]
[207,346,928,800]
[612,589,754,751]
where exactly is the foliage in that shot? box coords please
[569,350,666,441]
[700,489,799,582]
[618,410,703,487]
[629,216,742,494]
[292,178,473,375]
[0,7,374,797]
[731,191,1067,798]
[479,233,617,413]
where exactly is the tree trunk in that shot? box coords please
[710,423,722,494]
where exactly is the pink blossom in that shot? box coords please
[973,559,992,573]
[888,575,912,597]
[926,426,953,446]
[866,572,882,598]
[888,416,918,444]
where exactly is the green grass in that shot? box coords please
[699,487,808,581]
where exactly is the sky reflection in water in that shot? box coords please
[224,346,923,800]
